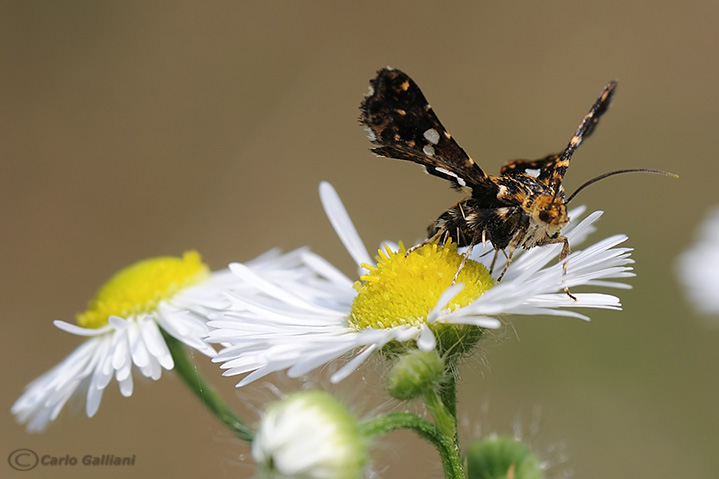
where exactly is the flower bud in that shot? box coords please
[253,391,368,479]
[386,349,445,400]
[465,434,543,479]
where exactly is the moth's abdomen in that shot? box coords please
[428,200,526,251]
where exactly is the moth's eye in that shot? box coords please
[539,210,553,223]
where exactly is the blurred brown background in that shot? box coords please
[2,1,718,478]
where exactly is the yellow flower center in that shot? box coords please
[349,241,494,330]
[76,251,210,329]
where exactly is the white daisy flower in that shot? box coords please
[11,249,304,433]
[253,391,368,479]
[677,206,719,314]
[209,182,634,386]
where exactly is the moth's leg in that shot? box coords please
[408,227,446,255]
[559,236,571,274]
[538,235,575,300]
[489,248,501,275]
[452,232,480,285]
[496,249,514,282]
[558,236,575,300]
[496,228,523,281]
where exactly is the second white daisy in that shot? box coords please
[11,248,308,432]
[677,206,719,315]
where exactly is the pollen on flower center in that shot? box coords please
[349,241,494,330]
[76,251,209,329]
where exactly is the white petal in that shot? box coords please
[319,181,372,267]
[118,372,134,397]
[300,250,354,289]
[128,321,150,369]
[428,283,465,323]
[138,316,174,370]
[111,328,131,373]
[416,325,437,351]
[53,320,112,336]
[108,315,129,330]
[330,344,378,383]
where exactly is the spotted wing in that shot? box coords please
[544,81,617,192]
[500,153,560,183]
[360,68,495,192]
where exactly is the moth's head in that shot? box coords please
[533,195,569,236]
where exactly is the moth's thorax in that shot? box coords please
[526,194,569,238]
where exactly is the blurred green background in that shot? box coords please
[2,2,717,478]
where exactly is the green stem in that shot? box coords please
[439,373,458,420]
[423,388,457,439]
[163,331,254,442]
[426,366,463,478]
[360,412,465,479]
[438,371,459,443]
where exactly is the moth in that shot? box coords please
[360,67,673,293]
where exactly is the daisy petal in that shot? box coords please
[319,181,372,268]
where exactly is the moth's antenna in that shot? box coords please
[566,168,678,204]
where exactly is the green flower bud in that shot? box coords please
[465,434,544,479]
[387,349,445,400]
